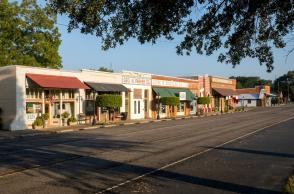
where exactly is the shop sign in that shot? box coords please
[152,79,189,88]
[122,75,151,85]
[26,113,37,123]
[179,92,186,101]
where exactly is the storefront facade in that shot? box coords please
[122,71,152,120]
[198,75,237,112]
[151,75,197,119]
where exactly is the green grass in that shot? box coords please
[285,175,294,194]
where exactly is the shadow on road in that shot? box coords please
[0,133,281,194]
[203,146,294,159]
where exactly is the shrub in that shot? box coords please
[96,94,122,108]
[67,117,77,123]
[160,97,180,106]
[197,97,210,105]
[62,111,69,118]
[41,113,49,121]
[33,117,44,127]
[285,175,294,194]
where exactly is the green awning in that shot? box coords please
[153,87,196,101]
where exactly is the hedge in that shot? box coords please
[96,94,122,108]
[160,97,180,106]
[197,97,211,105]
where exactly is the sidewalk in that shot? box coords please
[0,110,249,140]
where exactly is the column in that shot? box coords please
[60,90,63,126]
[121,91,126,113]
[42,91,45,114]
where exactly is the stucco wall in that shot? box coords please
[237,99,257,107]
[0,66,17,130]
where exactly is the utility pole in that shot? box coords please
[287,78,290,103]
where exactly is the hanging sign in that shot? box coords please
[179,92,186,101]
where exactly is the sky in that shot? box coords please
[37,1,293,81]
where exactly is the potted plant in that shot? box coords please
[67,117,77,126]
[32,116,44,129]
[61,111,69,126]
[41,113,49,127]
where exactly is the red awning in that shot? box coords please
[26,73,90,89]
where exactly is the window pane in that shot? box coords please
[134,101,137,114]
[138,101,140,114]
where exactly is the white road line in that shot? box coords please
[96,116,294,194]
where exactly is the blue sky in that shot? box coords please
[57,14,293,81]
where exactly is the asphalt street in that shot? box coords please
[0,105,293,194]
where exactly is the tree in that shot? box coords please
[160,97,180,118]
[98,67,114,72]
[197,97,210,105]
[229,76,272,89]
[0,0,61,68]
[96,94,122,121]
[273,71,294,101]
[48,0,294,72]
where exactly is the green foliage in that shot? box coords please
[98,67,114,72]
[67,116,77,123]
[49,0,294,71]
[33,116,44,127]
[197,97,210,105]
[230,76,272,89]
[62,111,69,118]
[273,71,294,101]
[0,0,61,68]
[284,175,294,194]
[160,97,180,106]
[41,113,49,121]
[96,94,122,109]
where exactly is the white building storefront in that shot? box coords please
[122,71,152,120]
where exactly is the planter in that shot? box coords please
[68,122,77,126]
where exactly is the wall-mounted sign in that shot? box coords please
[179,92,186,101]
[152,79,189,88]
[212,77,233,84]
[122,75,151,85]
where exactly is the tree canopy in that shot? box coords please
[48,0,294,71]
[229,76,272,89]
[273,71,294,101]
[0,0,62,68]
[97,67,114,72]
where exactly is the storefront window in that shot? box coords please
[138,101,140,114]
[134,101,137,114]
[161,104,166,113]
[177,101,185,112]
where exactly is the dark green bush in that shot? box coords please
[160,97,180,106]
[67,117,77,123]
[96,94,122,108]
[62,111,69,118]
[41,113,49,120]
[33,117,44,127]
[197,97,211,105]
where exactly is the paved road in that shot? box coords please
[0,105,293,194]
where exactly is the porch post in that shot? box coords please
[60,91,63,126]
[42,91,45,114]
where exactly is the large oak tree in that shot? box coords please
[48,0,294,71]
[0,0,62,68]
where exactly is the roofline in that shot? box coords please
[151,74,199,82]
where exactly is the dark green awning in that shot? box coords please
[153,87,196,101]
[85,82,129,92]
